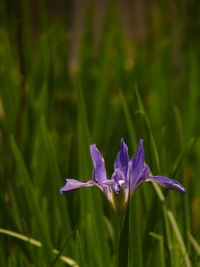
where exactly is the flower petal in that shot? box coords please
[146,176,186,193]
[103,180,116,186]
[60,179,94,194]
[132,139,145,178]
[114,138,129,176]
[135,164,150,186]
[90,144,107,185]
[112,168,126,184]
[128,139,150,193]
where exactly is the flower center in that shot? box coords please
[118,180,125,186]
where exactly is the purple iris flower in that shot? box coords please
[60,139,186,210]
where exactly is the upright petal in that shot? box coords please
[90,144,107,185]
[114,138,129,176]
[60,179,94,194]
[129,139,149,193]
[132,139,145,178]
[146,176,186,193]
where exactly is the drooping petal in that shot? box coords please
[114,138,129,176]
[146,176,186,193]
[60,179,94,194]
[90,144,107,185]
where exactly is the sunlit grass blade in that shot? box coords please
[50,218,84,267]
[1,0,200,266]
[136,86,192,266]
[153,183,192,267]
[10,136,54,263]
[187,232,200,256]
[149,232,165,267]
[0,228,78,266]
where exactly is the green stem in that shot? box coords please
[115,205,129,267]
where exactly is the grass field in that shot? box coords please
[0,1,200,266]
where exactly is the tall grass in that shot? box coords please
[0,0,200,266]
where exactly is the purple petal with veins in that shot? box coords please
[114,138,129,176]
[146,176,186,193]
[90,144,107,185]
[60,179,94,194]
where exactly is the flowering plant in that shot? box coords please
[60,138,186,211]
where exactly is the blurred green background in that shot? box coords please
[0,0,200,266]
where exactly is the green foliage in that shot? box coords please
[0,0,200,266]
